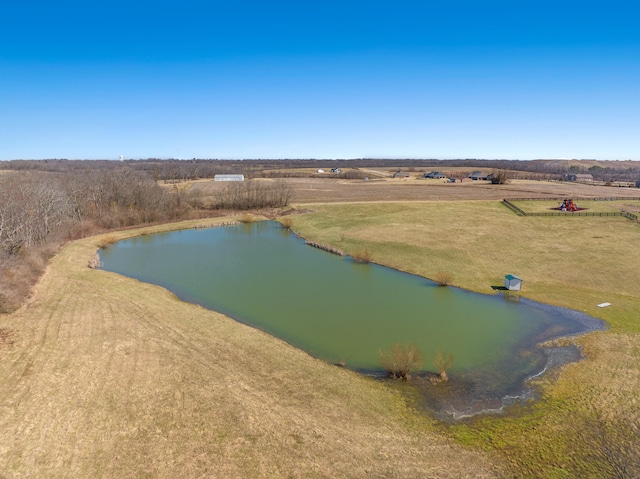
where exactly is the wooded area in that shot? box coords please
[0,164,292,312]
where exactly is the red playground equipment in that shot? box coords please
[559,199,578,212]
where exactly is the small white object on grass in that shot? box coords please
[597,302,611,308]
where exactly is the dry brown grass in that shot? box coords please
[434,270,455,286]
[278,216,294,229]
[350,249,373,263]
[189,176,640,205]
[238,212,257,223]
[0,218,505,479]
[96,234,118,249]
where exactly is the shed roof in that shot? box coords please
[214,174,245,181]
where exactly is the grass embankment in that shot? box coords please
[0,217,504,478]
[290,201,640,478]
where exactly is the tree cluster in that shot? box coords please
[0,168,192,312]
[214,180,293,210]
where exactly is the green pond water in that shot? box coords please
[100,221,603,416]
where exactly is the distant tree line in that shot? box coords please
[3,158,639,183]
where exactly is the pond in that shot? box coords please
[100,221,604,419]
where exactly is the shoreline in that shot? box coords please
[98,219,609,421]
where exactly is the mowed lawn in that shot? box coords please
[0,218,504,479]
[291,201,640,478]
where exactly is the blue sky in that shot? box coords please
[1,1,639,160]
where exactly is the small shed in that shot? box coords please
[504,274,523,291]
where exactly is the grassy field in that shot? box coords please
[289,200,640,478]
[1,179,640,478]
[509,198,640,214]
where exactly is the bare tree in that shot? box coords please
[379,343,424,380]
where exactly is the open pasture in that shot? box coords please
[187,176,640,205]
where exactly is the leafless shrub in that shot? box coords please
[351,250,372,263]
[216,180,293,210]
[490,170,510,184]
[279,217,293,229]
[380,343,424,380]
[434,351,454,382]
[96,235,118,249]
[434,271,454,286]
[88,252,102,269]
[238,214,256,224]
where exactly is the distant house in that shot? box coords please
[468,171,488,181]
[564,173,593,182]
[214,174,245,182]
[424,171,446,179]
[393,171,410,178]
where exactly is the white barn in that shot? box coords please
[214,174,245,182]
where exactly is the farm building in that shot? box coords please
[393,171,411,178]
[504,274,523,291]
[214,174,245,182]
[468,171,488,181]
[424,171,447,179]
[564,173,593,182]
[331,168,341,173]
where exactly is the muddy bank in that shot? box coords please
[378,296,607,421]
